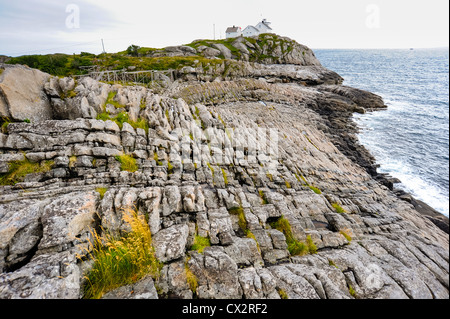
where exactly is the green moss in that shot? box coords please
[221,168,228,186]
[115,154,138,172]
[0,159,54,186]
[340,230,352,242]
[348,285,357,298]
[153,152,163,166]
[332,203,346,214]
[190,235,211,254]
[167,161,174,175]
[309,185,322,194]
[285,180,291,189]
[206,162,214,175]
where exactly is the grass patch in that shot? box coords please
[167,161,174,175]
[185,259,198,295]
[129,118,149,134]
[348,284,357,298]
[153,152,163,166]
[306,235,318,254]
[269,216,317,256]
[328,259,338,269]
[340,229,352,242]
[115,154,138,172]
[80,209,162,299]
[228,207,247,233]
[228,206,260,252]
[258,190,269,205]
[105,91,124,109]
[190,235,211,254]
[96,187,108,200]
[0,159,54,186]
[332,203,346,214]
[1,117,12,134]
[69,155,77,169]
[221,168,228,186]
[277,288,289,299]
[308,185,322,195]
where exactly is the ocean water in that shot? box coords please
[315,48,449,217]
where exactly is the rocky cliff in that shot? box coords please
[0,35,448,299]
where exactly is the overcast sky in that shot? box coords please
[0,0,448,56]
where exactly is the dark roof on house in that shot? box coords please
[261,21,272,30]
[226,26,240,33]
[243,25,259,32]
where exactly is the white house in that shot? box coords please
[228,19,273,39]
[242,25,260,37]
[225,26,242,39]
[255,19,273,34]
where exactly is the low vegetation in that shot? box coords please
[228,206,260,251]
[96,187,108,200]
[332,203,346,214]
[277,288,289,299]
[115,154,138,172]
[0,159,54,186]
[184,258,198,295]
[340,229,352,242]
[269,216,317,256]
[5,34,299,78]
[80,209,162,299]
[190,235,211,254]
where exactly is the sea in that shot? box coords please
[315,48,449,217]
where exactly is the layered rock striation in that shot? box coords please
[0,36,448,299]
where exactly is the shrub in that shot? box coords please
[0,159,54,186]
[80,209,162,299]
[115,154,138,172]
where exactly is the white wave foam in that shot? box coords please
[378,159,449,217]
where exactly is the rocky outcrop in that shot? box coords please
[143,34,321,67]
[0,39,448,300]
[0,64,53,122]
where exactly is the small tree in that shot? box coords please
[127,44,140,57]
